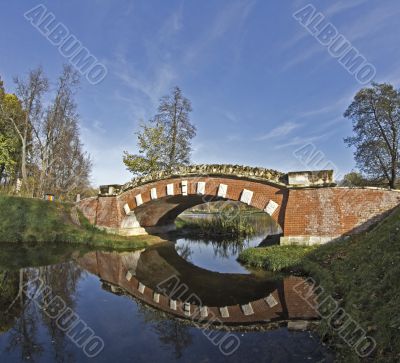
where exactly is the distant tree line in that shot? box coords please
[0,65,92,200]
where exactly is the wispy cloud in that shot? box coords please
[183,0,256,64]
[256,121,300,141]
[324,0,368,17]
[274,131,333,149]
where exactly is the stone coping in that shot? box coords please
[98,164,335,196]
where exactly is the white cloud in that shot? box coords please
[256,121,300,141]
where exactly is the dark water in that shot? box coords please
[0,215,333,363]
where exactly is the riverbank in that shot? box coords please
[239,207,400,362]
[0,195,164,249]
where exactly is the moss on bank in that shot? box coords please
[239,207,400,362]
[0,195,163,249]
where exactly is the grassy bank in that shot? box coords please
[238,245,317,271]
[0,195,163,249]
[238,208,400,362]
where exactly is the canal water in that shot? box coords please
[0,214,334,362]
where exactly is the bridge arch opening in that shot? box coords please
[175,200,282,238]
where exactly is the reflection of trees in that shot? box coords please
[1,262,84,363]
[175,243,193,261]
[0,270,22,332]
[2,268,44,362]
[137,301,193,359]
[36,261,83,363]
[177,236,252,260]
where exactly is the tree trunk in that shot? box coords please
[21,139,27,188]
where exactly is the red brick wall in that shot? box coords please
[77,197,98,225]
[77,177,400,238]
[283,188,400,237]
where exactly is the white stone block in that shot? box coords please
[265,294,278,308]
[265,200,279,216]
[167,183,174,196]
[123,203,131,215]
[288,173,309,185]
[153,292,160,303]
[150,188,158,200]
[240,189,253,205]
[181,180,188,196]
[183,302,191,316]
[219,306,230,318]
[169,299,177,310]
[200,306,208,318]
[135,194,143,206]
[217,184,228,198]
[241,303,254,316]
[108,186,114,195]
[197,182,206,195]
[125,269,135,281]
[138,282,145,294]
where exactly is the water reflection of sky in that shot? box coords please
[175,237,259,274]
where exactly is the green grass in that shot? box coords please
[238,245,317,271]
[239,207,400,362]
[0,195,163,249]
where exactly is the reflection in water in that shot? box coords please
[77,247,318,323]
[0,260,83,362]
[0,242,333,362]
[175,212,282,273]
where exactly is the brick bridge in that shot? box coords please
[77,164,400,245]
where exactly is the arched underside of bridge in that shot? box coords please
[77,175,400,245]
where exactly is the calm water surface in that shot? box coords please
[0,214,333,362]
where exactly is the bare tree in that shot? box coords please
[13,68,48,188]
[31,65,84,197]
[344,83,400,188]
[156,87,196,170]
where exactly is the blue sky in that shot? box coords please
[1,0,400,186]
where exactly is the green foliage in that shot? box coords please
[238,245,316,271]
[123,121,167,176]
[0,195,159,249]
[0,92,24,179]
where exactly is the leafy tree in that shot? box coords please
[124,87,196,176]
[344,83,400,189]
[0,88,24,183]
[123,121,167,177]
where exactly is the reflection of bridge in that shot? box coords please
[77,245,318,326]
[77,165,400,245]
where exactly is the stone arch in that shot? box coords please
[116,176,287,234]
